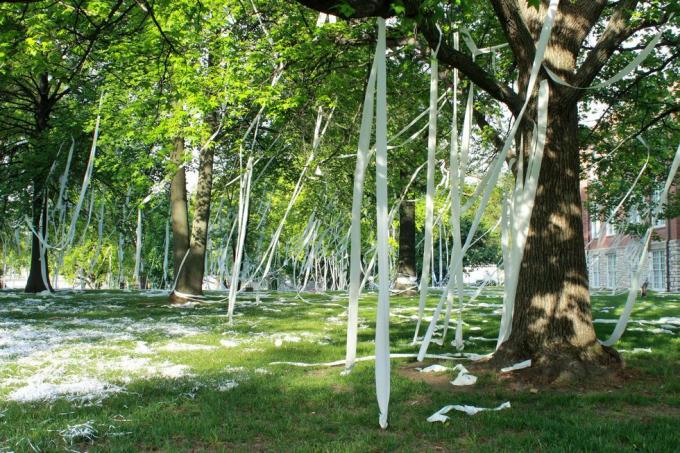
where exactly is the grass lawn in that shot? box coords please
[0,288,678,452]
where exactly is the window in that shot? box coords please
[590,218,601,240]
[629,206,641,224]
[590,254,601,288]
[605,220,615,237]
[589,204,601,239]
[652,190,666,228]
[606,254,616,289]
[651,250,666,290]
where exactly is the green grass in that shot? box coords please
[0,288,678,452]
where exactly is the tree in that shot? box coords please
[0,0,145,292]
[295,0,679,378]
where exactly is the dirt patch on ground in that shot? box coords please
[399,362,470,392]
[399,360,658,395]
[471,360,639,393]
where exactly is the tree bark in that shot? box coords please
[25,74,54,293]
[184,139,215,294]
[25,183,53,293]
[494,99,619,379]
[169,133,216,301]
[169,137,191,300]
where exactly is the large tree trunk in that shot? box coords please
[494,98,620,379]
[169,137,192,300]
[25,184,53,293]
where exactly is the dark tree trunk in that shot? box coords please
[396,199,417,281]
[25,184,53,293]
[25,75,55,293]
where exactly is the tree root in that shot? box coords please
[484,340,623,385]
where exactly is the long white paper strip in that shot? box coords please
[345,46,379,372]
[414,48,439,343]
[374,17,390,430]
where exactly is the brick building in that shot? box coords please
[581,182,680,293]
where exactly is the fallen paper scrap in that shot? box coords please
[60,420,97,444]
[451,364,477,386]
[217,380,239,391]
[427,401,511,422]
[220,339,239,348]
[417,364,451,373]
[417,364,477,385]
[500,359,531,373]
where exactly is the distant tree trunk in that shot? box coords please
[25,183,53,293]
[183,139,215,294]
[169,133,216,301]
[395,199,417,290]
[169,137,191,300]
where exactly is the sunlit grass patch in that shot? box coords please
[0,288,678,451]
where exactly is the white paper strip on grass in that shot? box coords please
[374,17,391,430]
[427,402,510,422]
[414,48,440,344]
[418,0,560,361]
[543,16,672,90]
[496,80,549,348]
[418,364,451,373]
[134,208,143,286]
[345,50,378,372]
[500,359,531,373]
[65,93,103,248]
[601,141,680,346]
[271,353,471,368]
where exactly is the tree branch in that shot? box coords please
[416,15,523,115]
[568,0,642,101]
[489,0,535,69]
